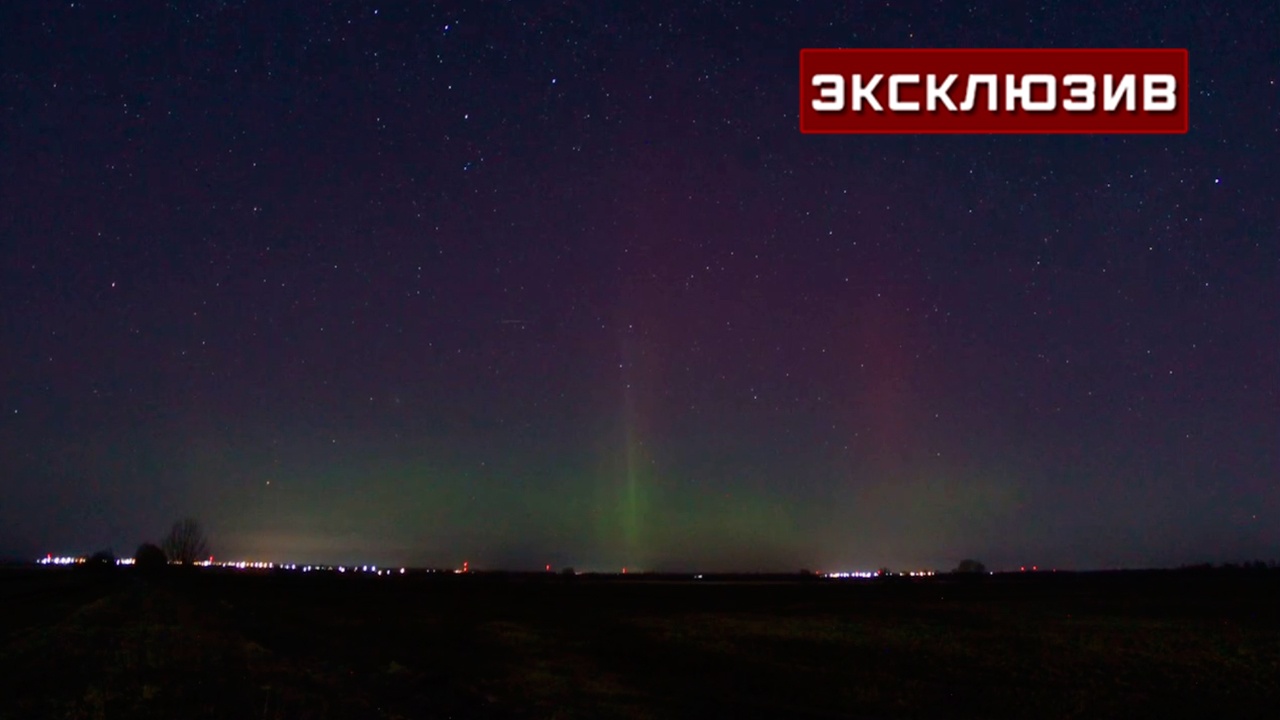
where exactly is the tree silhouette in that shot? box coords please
[162,518,209,565]
[86,549,116,567]
[135,542,168,571]
[954,559,987,574]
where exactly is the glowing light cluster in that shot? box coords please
[823,570,937,578]
[37,555,137,566]
[36,554,444,577]
[187,561,416,575]
[38,556,84,565]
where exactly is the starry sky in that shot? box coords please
[2,1,1277,572]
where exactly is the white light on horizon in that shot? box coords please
[37,556,83,566]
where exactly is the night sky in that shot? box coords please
[2,1,1277,572]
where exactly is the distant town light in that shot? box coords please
[37,555,83,566]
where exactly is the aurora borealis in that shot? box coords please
[2,2,1276,572]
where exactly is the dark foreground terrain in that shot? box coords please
[1,566,1277,719]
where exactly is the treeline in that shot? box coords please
[1177,560,1278,572]
[61,517,209,572]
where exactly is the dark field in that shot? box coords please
[2,567,1278,719]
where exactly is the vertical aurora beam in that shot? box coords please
[621,379,643,562]
[614,324,653,570]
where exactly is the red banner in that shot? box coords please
[799,49,1189,134]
